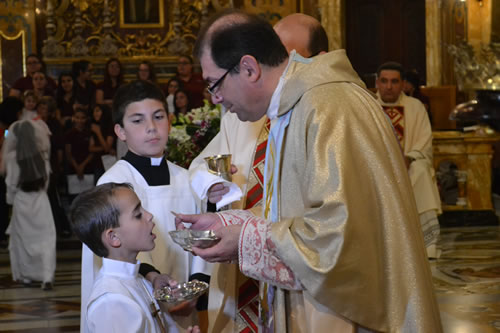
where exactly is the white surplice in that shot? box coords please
[188,112,266,333]
[378,92,441,256]
[86,258,177,333]
[81,159,211,332]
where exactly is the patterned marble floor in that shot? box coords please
[432,226,500,333]
[0,238,81,332]
[0,226,499,332]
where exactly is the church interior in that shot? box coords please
[0,0,500,332]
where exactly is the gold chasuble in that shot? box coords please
[234,50,442,332]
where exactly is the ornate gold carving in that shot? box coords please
[448,41,500,91]
[42,0,218,59]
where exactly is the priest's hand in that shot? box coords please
[192,224,241,263]
[207,164,238,203]
[174,212,223,231]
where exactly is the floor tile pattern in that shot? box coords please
[433,226,500,333]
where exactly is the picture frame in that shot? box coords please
[119,0,165,28]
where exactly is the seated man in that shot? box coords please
[376,61,441,258]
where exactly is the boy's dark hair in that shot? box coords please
[194,9,288,73]
[376,61,404,78]
[69,182,133,257]
[112,80,166,126]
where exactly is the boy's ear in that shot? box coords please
[103,228,121,249]
[114,124,126,142]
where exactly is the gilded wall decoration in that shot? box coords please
[0,0,28,6]
[42,0,216,59]
[119,0,164,28]
[244,0,296,25]
[0,0,36,101]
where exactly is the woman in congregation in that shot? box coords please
[9,54,57,98]
[89,104,115,181]
[174,55,205,108]
[173,89,192,119]
[136,60,157,84]
[56,72,76,129]
[32,71,55,99]
[96,58,124,107]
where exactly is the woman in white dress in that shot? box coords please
[3,119,56,290]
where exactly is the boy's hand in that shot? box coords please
[187,325,201,333]
[174,212,223,231]
[151,273,177,291]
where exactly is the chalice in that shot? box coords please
[204,154,232,210]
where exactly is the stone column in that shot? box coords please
[426,0,443,86]
[318,0,344,50]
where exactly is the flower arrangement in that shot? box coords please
[166,101,221,168]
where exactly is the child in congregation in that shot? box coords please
[20,90,38,121]
[2,119,56,290]
[64,107,94,196]
[37,96,72,237]
[89,104,115,180]
[80,80,211,332]
[70,183,201,333]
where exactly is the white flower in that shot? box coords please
[169,126,190,143]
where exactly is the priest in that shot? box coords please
[179,9,442,332]
[188,13,329,333]
[376,61,441,258]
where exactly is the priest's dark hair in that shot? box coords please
[112,80,166,127]
[69,182,133,258]
[308,23,329,56]
[376,61,404,78]
[194,9,288,73]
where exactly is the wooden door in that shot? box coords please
[346,0,426,88]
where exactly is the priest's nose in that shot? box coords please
[212,93,223,105]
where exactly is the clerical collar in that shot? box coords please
[266,51,312,120]
[376,91,404,107]
[122,151,170,186]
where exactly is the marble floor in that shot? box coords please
[0,225,499,332]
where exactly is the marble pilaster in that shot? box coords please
[426,0,443,86]
[318,0,344,50]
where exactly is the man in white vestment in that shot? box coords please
[375,61,442,258]
[188,13,329,332]
[178,9,442,332]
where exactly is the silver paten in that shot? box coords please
[169,229,220,252]
[154,280,209,304]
